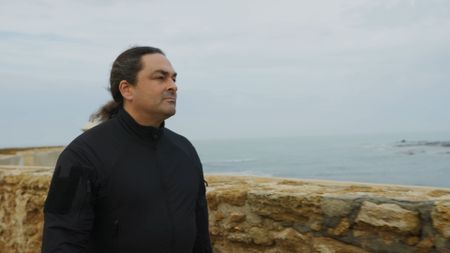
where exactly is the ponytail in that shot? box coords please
[90,100,122,123]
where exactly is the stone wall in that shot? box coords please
[0,147,63,167]
[0,167,449,253]
[0,167,51,253]
[206,176,450,253]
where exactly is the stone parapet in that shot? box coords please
[0,167,449,253]
[207,175,450,253]
[0,147,63,167]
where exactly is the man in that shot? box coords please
[42,46,212,253]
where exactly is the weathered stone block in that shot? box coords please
[247,190,323,229]
[248,227,273,246]
[321,198,353,217]
[207,187,248,210]
[413,237,434,253]
[229,212,246,223]
[227,232,252,243]
[356,201,420,233]
[273,228,311,253]
[313,237,371,253]
[327,218,350,236]
[432,201,450,238]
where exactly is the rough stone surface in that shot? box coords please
[0,168,51,253]
[356,201,421,233]
[327,218,350,236]
[432,201,450,239]
[321,198,353,217]
[312,237,371,253]
[1,164,450,253]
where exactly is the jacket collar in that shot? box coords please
[116,107,165,141]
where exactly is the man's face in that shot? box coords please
[128,53,178,122]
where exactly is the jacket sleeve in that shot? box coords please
[192,149,213,253]
[41,148,95,253]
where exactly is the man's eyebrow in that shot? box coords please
[152,69,177,77]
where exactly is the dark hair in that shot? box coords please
[90,46,165,122]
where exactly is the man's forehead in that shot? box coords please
[141,54,176,74]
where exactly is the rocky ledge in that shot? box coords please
[1,167,449,253]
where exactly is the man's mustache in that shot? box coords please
[162,92,177,100]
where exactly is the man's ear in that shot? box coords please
[119,80,134,101]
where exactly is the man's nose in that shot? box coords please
[168,78,178,92]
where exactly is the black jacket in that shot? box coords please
[42,109,212,253]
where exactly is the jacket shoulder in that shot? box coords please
[63,119,118,169]
[163,128,203,165]
[164,128,195,149]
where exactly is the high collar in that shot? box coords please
[116,107,165,142]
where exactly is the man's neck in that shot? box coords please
[123,105,163,128]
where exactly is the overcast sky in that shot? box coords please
[1,0,450,147]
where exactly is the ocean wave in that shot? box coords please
[207,170,273,177]
[203,158,257,167]
[361,144,393,151]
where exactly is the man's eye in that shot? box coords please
[172,78,177,82]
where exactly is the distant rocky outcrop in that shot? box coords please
[394,140,450,156]
[396,140,450,148]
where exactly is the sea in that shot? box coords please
[192,132,450,188]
